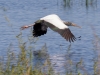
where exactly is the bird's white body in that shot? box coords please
[21,14,79,42]
[40,14,68,29]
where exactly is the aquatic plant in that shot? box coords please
[62,0,97,8]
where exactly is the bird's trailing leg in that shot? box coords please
[21,23,35,30]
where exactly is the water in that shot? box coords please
[0,0,100,74]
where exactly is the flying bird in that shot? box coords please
[21,14,81,42]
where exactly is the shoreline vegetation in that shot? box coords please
[61,0,97,9]
[0,0,99,75]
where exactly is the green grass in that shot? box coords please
[0,33,54,75]
[0,31,100,75]
[0,19,57,74]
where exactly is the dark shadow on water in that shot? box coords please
[32,43,54,74]
[33,43,49,66]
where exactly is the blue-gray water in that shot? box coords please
[0,0,100,74]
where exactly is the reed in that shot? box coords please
[0,26,99,75]
[0,32,55,75]
[62,0,97,8]
[0,31,98,75]
[91,26,100,75]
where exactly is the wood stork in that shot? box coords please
[21,14,81,42]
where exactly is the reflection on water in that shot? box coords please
[33,44,73,74]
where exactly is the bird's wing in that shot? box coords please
[58,28,76,42]
[33,22,48,37]
[43,20,76,42]
[40,14,76,42]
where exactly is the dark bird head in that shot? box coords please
[64,22,81,28]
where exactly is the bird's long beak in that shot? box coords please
[72,23,81,28]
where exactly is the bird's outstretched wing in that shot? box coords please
[42,20,76,42]
[58,28,76,42]
[33,22,48,37]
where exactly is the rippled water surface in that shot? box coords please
[0,0,100,74]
